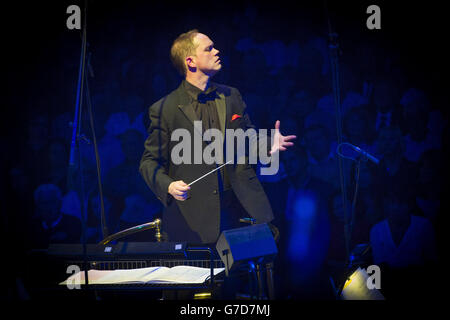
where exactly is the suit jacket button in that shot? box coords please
[213,190,218,194]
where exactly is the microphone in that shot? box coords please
[346,143,380,165]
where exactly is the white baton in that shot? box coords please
[188,160,233,186]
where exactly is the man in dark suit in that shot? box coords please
[139,30,296,244]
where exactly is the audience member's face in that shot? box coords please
[191,33,221,76]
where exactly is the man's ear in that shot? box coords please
[186,56,195,69]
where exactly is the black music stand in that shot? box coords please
[216,223,278,299]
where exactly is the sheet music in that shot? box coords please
[140,265,225,283]
[60,266,225,285]
[93,267,161,284]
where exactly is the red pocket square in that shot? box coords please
[231,114,242,122]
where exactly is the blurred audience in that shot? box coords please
[29,184,81,248]
[8,4,445,301]
[400,88,443,163]
[370,189,436,268]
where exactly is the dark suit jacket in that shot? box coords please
[139,81,274,243]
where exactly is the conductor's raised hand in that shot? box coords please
[168,180,190,201]
[270,120,297,155]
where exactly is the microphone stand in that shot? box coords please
[68,0,89,289]
[67,0,108,290]
[323,0,351,259]
[85,50,109,241]
[334,145,375,299]
[348,157,361,246]
[336,143,378,255]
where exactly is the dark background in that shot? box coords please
[2,0,448,300]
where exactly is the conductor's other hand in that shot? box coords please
[168,180,190,201]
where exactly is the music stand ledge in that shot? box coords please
[99,218,162,245]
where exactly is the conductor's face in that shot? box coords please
[191,33,221,76]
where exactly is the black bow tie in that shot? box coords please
[197,90,218,104]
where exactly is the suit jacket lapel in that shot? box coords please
[177,102,198,124]
[175,82,203,136]
[224,88,232,132]
[177,102,204,138]
[216,92,227,137]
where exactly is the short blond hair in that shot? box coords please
[170,29,199,76]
